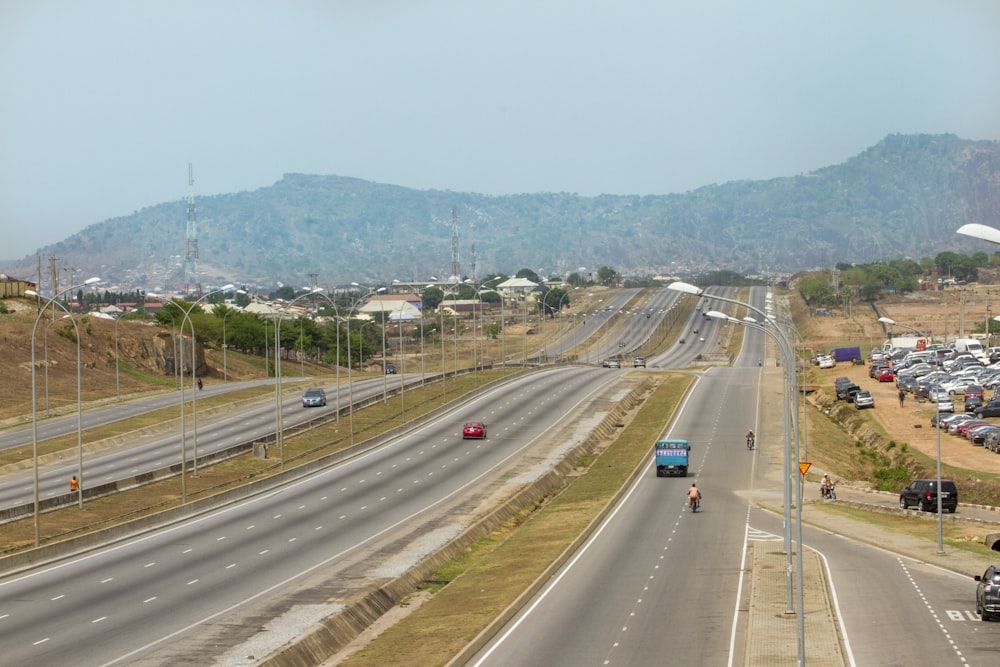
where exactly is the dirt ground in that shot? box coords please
[795,286,1000,475]
[819,361,1000,475]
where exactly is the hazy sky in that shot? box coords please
[3,0,999,260]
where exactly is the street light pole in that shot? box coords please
[222,307,235,383]
[883,314,944,554]
[345,285,381,444]
[675,282,804,664]
[114,309,121,401]
[273,289,328,469]
[303,288,342,424]
[35,300,86,510]
[377,295,388,403]
[41,314,71,417]
[27,277,101,545]
[706,308,798,609]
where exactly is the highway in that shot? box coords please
[0,375,390,510]
[0,366,628,665]
[6,285,989,665]
[470,286,997,665]
[1,285,678,510]
[472,365,761,665]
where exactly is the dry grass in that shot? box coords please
[813,502,999,559]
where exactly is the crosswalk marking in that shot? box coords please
[747,527,783,542]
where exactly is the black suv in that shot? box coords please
[974,399,1000,418]
[975,565,1000,621]
[836,381,861,401]
[899,479,958,513]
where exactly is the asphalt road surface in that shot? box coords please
[0,366,624,665]
[471,366,761,665]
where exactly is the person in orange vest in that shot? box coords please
[70,475,79,492]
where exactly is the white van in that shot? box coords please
[953,338,988,362]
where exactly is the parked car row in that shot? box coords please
[850,347,1000,619]
[929,410,1000,453]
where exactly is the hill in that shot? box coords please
[4,133,1000,290]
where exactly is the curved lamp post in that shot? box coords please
[957,223,1000,245]
[168,284,235,486]
[222,306,237,383]
[471,285,497,376]
[28,276,101,546]
[376,296,388,403]
[675,281,804,664]
[301,288,342,423]
[113,307,122,402]
[273,288,328,469]
[882,314,943,554]
[705,307,803,625]
[29,297,82,509]
[346,285,384,444]
[41,313,72,417]
[878,316,927,340]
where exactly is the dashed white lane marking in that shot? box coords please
[898,558,969,663]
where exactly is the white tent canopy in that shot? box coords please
[494,277,538,289]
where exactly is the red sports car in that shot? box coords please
[462,421,487,439]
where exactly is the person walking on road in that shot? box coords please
[898,388,906,407]
[70,475,79,492]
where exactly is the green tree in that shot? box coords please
[596,266,619,286]
[421,285,444,309]
[271,285,296,301]
[538,287,570,317]
[798,275,834,306]
[515,268,542,284]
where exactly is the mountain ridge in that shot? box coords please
[5,133,999,290]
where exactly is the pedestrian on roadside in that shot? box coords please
[70,475,79,492]
[898,388,906,407]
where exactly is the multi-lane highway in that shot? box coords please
[471,364,761,665]
[4,285,994,665]
[0,366,631,664]
[0,375,388,510]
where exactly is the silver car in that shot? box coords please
[302,387,327,407]
[853,390,875,409]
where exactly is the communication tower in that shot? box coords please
[450,207,460,281]
[183,163,201,297]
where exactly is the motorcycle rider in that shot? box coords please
[821,474,833,498]
[688,483,702,509]
[746,428,755,448]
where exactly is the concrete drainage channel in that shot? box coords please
[254,379,651,667]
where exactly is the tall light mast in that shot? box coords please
[451,207,460,281]
[183,163,201,297]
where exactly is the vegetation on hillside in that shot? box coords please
[797,249,1000,309]
[6,134,1000,289]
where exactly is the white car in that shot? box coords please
[818,355,835,369]
[934,396,955,413]
[940,376,978,394]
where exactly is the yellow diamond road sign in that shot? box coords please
[799,462,812,476]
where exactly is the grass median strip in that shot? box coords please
[0,371,515,553]
[339,373,692,667]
